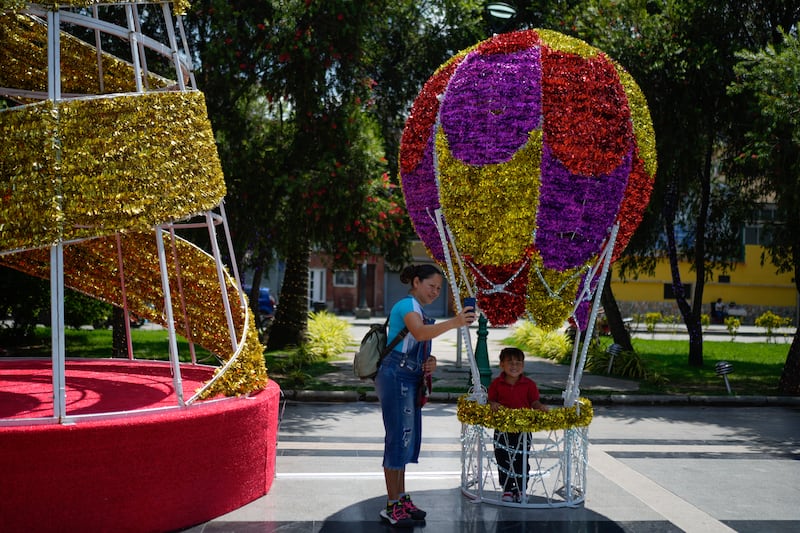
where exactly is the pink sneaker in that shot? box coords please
[379,501,415,528]
[400,494,427,520]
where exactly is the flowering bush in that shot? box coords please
[754,311,791,343]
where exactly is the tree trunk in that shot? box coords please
[600,274,634,352]
[778,329,800,395]
[111,306,127,358]
[778,268,800,395]
[664,179,704,367]
[266,244,310,350]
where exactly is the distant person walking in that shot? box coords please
[711,298,726,324]
[375,264,476,527]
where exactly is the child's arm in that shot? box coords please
[489,400,502,411]
[531,399,548,412]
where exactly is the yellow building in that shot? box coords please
[611,244,798,325]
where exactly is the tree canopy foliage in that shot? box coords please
[727,28,800,393]
[184,1,487,347]
[181,0,800,389]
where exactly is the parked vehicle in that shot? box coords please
[243,285,276,318]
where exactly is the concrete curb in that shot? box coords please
[281,389,800,406]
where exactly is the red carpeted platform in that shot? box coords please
[0,359,281,533]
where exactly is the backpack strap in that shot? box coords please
[380,316,408,361]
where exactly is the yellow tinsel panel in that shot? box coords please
[614,64,658,179]
[0,101,61,251]
[0,1,190,16]
[0,13,173,99]
[437,128,542,265]
[536,29,601,59]
[0,91,225,251]
[527,261,584,331]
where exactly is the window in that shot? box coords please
[663,283,692,300]
[333,270,357,287]
[718,275,730,283]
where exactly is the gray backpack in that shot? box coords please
[353,318,408,379]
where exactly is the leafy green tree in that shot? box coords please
[563,0,798,367]
[728,28,800,394]
[186,1,416,347]
[0,266,49,341]
[364,1,486,178]
[185,1,495,348]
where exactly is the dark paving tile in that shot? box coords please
[182,520,681,533]
[724,521,800,533]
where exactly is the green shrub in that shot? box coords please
[586,344,648,379]
[754,311,791,343]
[506,321,572,362]
[724,316,741,340]
[305,311,354,358]
[64,289,113,329]
[662,314,678,333]
[644,312,662,336]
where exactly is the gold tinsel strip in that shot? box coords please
[457,396,593,433]
[0,231,268,398]
[614,64,658,179]
[0,91,225,253]
[437,128,543,266]
[0,13,173,100]
[0,1,190,15]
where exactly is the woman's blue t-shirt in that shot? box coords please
[388,295,425,354]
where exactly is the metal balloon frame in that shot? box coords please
[0,1,266,425]
[399,29,655,509]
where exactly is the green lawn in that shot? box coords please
[597,337,791,396]
[3,327,215,364]
[4,327,795,396]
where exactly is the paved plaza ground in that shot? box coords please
[184,318,800,532]
[187,401,800,532]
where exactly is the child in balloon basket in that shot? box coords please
[488,347,548,503]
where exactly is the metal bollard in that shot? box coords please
[606,343,624,374]
[715,361,734,395]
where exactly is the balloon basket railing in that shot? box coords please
[432,207,619,509]
[460,423,589,508]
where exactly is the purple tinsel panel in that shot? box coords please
[400,133,446,261]
[572,271,598,331]
[439,48,542,166]
[536,141,631,271]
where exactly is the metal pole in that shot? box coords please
[115,234,134,359]
[155,227,184,406]
[474,314,492,388]
[206,212,238,352]
[47,9,66,421]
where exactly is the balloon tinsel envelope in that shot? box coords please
[399,29,656,329]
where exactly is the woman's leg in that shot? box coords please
[384,467,405,501]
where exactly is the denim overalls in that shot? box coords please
[375,315,433,470]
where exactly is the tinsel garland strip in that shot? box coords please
[0,12,172,100]
[0,231,268,398]
[0,1,190,15]
[437,129,542,265]
[457,396,593,433]
[0,91,225,253]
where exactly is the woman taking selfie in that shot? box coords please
[375,264,476,527]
